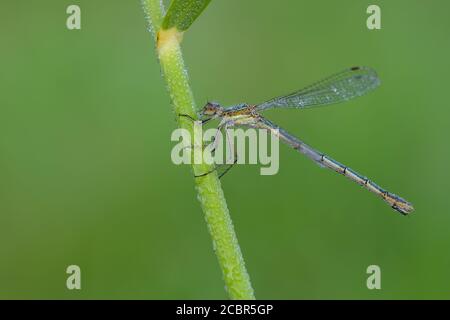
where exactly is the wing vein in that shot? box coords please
[256,66,380,111]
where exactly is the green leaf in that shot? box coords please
[162,0,212,31]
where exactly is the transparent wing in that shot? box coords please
[256,66,380,111]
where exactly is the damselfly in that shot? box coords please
[181,66,414,215]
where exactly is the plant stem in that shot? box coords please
[141,0,255,299]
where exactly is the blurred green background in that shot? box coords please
[1,0,449,299]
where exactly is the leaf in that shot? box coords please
[162,0,212,31]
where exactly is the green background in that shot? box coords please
[1,0,449,299]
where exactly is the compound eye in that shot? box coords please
[202,102,214,113]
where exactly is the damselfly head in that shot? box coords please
[202,102,222,117]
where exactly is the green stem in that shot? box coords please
[141,0,255,300]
